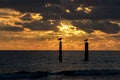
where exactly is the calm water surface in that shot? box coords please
[0,50,119,80]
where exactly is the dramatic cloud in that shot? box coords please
[0,0,120,50]
[23,20,58,30]
[72,20,120,34]
[0,0,120,19]
[21,13,43,21]
[0,26,23,32]
[0,8,22,27]
[0,30,119,50]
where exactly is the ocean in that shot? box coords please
[0,50,119,79]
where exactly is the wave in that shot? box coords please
[0,70,120,79]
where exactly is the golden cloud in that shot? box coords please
[0,8,119,50]
[75,5,95,14]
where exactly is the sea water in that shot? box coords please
[0,50,119,79]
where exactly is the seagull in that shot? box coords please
[84,39,88,41]
[58,38,62,40]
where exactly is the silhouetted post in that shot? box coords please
[84,39,89,61]
[58,38,62,63]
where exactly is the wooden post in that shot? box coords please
[84,39,89,61]
[58,38,62,63]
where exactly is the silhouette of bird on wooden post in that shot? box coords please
[58,38,62,63]
[84,39,88,42]
[84,39,89,61]
[58,38,62,41]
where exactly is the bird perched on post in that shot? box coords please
[84,39,88,42]
[58,38,62,40]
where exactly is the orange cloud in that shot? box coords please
[0,9,120,50]
[0,29,119,50]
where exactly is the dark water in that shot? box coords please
[0,50,119,79]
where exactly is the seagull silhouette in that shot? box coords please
[84,39,88,41]
[58,38,62,40]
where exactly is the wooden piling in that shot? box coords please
[58,38,62,63]
[59,40,62,62]
[84,39,89,61]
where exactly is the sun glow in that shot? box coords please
[0,7,119,50]
[57,20,86,36]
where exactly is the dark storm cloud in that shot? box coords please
[62,6,120,19]
[41,12,61,20]
[23,20,59,30]
[21,14,33,21]
[0,0,120,7]
[0,26,23,32]
[0,0,61,7]
[0,0,120,19]
[72,20,120,34]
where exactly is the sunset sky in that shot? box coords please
[0,0,120,50]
